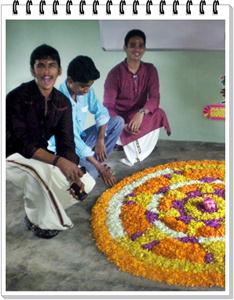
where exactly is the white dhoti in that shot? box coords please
[6,153,95,231]
[118,128,160,166]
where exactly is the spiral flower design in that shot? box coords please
[91,160,225,287]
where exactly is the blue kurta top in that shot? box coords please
[48,81,110,159]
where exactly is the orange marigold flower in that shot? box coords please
[134,176,170,194]
[159,196,174,211]
[162,216,188,233]
[152,238,206,263]
[121,203,152,236]
[197,224,225,237]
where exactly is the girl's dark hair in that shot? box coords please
[67,56,100,83]
[30,44,61,68]
[124,29,146,47]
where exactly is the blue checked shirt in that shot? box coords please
[48,81,110,159]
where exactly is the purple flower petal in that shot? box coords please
[172,200,184,209]
[205,253,214,263]
[174,170,184,175]
[164,174,172,179]
[178,237,199,243]
[126,193,136,197]
[131,231,143,241]
[142,240,160,250]
[197,202,208,212]
[124,200,135,205]
[181,197,189,205]
[200,177,216,183]
[214,189,225,198]
[177,215,193,224]
[145,211,158,223]
[187,190,202,198]
[204,219,220,227]
[157,186,170,194]
[178,207,186,215]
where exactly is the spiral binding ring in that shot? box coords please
[173,0,179,14]
[133,0,139,14]
[186,0,192,14]
[146,0,152,14]
[66,0,72,14]
[119,0,126,14]
[53,0,59,14]
[79,0,86,14]
[26,0,32,14]
[159,0,166,14]
[39,0,46,14]
[12,0,19,14]
[213,0,219,14]
[106,0,112,14]
[11,0,220,16]
[93,0,99,14]
[199,0,206,14]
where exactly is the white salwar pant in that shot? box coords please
[119,128,160,166]
[6,153,95,231]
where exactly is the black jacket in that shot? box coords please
[6,80,79,164]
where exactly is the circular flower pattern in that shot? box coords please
[91,160,225,287]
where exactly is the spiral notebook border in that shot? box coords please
[11,0,221,15]
[0,0,233,299]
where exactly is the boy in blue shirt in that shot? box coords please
[49,56,124,186]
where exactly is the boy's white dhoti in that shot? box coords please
[119,128,160,166]
[6,153,95,231]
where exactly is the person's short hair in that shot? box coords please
[30,44,61,68]
[67,56,100,83]
[124,29,146,47]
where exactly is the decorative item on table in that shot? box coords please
[202,75,225,120]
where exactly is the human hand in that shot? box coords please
[98,164,116,186]
[95,139,107,162]
[68,181,86,200]
[56,157,84,190]
[123,124,138,135]
[127,112,144,133]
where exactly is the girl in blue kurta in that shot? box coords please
[48,56,124,186]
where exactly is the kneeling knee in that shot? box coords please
[112,115,125,130]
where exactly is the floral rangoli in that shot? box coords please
[91,160,225,287]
